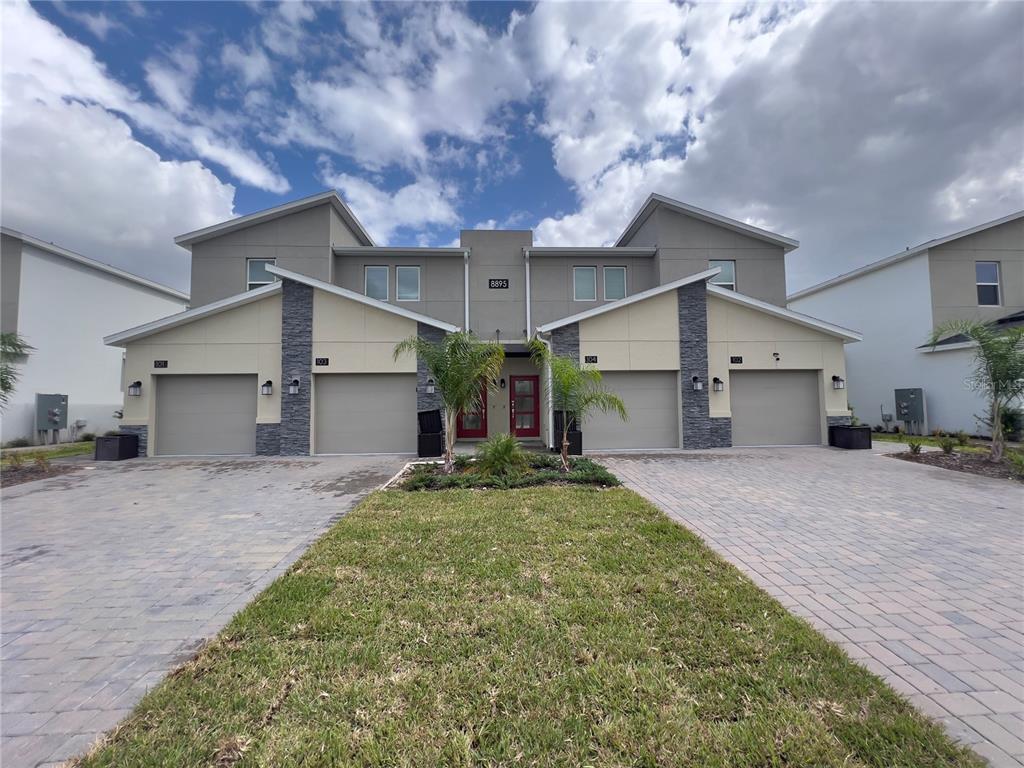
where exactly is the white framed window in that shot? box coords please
[365,265,389,301]
[976,261,1001,306]
[396,266,421,301]
[709,259,736,291]
[246,258,276,291]
[573,266,597,302]
[604,266,626,301]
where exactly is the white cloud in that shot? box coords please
[221,42,273,87]
[261,1,316,58]
[54,2,126,40]
[144,47,200,114]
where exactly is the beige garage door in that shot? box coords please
[586,371,679,450]
[155,375,257,456]
[730,370,822,446]
[314,373,417,454]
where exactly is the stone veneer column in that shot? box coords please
[119,425,148,457]
[415,323,446,413]
[255,423,281,455]
[279,279,313,455]
[827,415,852,427]
[551,323,579,362]
[678,283,731,448]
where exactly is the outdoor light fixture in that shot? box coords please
[500,377,506,390]
[832,375,846,390]
[691,376,703,391]
[712,377,724,392]
[127,380,142,397]
[261,380,273,396]
[425,377,435,395]
[288,378,300,395]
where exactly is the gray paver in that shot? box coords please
[1,454,403,767]
[603,444,1023,766]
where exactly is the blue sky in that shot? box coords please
[3,1,1022,293]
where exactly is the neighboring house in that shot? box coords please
[789,211,1024,435]
[105,191,859,457]
[1,228,188,443]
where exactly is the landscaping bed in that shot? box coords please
[74,488,979,767]
[399,452,620,490]
[892,450,1023,482]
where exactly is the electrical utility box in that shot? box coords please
[894,388,927,434]
[35,393,69,431]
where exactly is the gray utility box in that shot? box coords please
[35,393,69,431]
[894,388,927,432]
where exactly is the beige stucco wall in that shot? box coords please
[707,295,849,418]
[120,295,283,455]
[578,290,680,370]
[311,289,416,374]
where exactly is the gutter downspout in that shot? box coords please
[538,332,553,449]
[463,249,470,332]
[524,248,532,340]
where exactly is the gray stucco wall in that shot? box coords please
[279,279,313,455]
[678,282,731,448]
[256,423,281,455]
[460,229,533,341]
[531,255,659,330]
[119,424,148,457]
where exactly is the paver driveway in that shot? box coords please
[1,455,406,767]
[603,444,1024,767]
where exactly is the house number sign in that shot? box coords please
[315,358,330,366]
[730,356,743,364]
[584,355,598,364]
[488,278,509,289]
[153,360,169,368]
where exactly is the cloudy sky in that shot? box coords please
[2,0,1022,294]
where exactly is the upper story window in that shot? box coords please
[976,261,1001,306]
[604,266,626,301]
[709,259,736,291]
[396,266,421,301]
[573,266,597,302]
[246,258,276,291]
[365,265,389,301]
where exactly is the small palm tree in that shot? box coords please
[928,321,1024,462]
[394,331,504,473]
[0,333,32,409]
[529,340,627,471]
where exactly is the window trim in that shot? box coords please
[246,258,277,291]
[709,259,737,292]
[603,266,627,301]
[573,266,598,302]
[395,265,421,302]
[364,265,389,301]
[975,261,1001,306]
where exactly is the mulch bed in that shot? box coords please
[0,463,79,487]
[891,451,1023,482]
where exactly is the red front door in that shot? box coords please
[509,375,540,438]
[456,386,488,438]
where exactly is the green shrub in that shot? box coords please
[937,436,956,455]
[1002,408,1024,442]
[907,437,923,455]
[1006,452,1024,477]
[955,430,970,446]
[474,433,528,477]
[80,432,96,442]
[453,453,471,471]
[6,451,25,468]
[4,437,30,448]
[32,453,50,470]
[401,455,619,491]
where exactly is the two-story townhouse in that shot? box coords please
[789,211,1024,435]
[104,191,860,457]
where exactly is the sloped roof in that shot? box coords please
[919,309,1024,352]
[2,227,188,301]
[615,193,799,251]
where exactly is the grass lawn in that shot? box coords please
[77,488,980,767]
[0,440,93,466]
[871,431,1023,457]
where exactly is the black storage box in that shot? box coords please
[94,433,139,461]
[828,425,872,450]
[417,410,444,458]
[553,411,583,456]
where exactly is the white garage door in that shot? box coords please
[730,370,822,446]
[586,371,679,450]
[155,375,257,456]
[314,373,417,454]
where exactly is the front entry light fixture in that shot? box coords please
[261,380,273,395]
[127,380,142,397]
[288,378,300,395]
[712,377,724,392]
[831,375,846,390]
[691,376,703,391]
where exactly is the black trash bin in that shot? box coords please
[417,410,444,458]
[828,425,871,450]
[553,410,582,456]
[94,433,139,461]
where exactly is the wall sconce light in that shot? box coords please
[261,380,273,396]
[288,378,300,395]
[425,377,435,395]
[127,380,142,397]
[831,375,846,390]
[500,377,506,390]
[691,375,703,391]
[712,377,724,392]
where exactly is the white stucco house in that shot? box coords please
[1,228,188,444]
[789,211,1023,435]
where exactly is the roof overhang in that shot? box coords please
[105,282,280,346]
[536,268,720,333]
[614,193,799,252]
[267,265,459,332]
[333,246,467,257]
[525,247,658,257]
[919,341,977,353]
[708,284,862,342]
[2,226,189,302]
[174,191,374,250]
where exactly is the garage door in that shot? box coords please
[155,375,257,456]
[314,373,416,454]
[730,370,822,446]
[586,371,678,449]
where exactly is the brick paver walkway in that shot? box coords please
[603,444,1024,767]
[1,455,404,768]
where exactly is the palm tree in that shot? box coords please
[928,321,1024,462]
[529,340,628,471]
[394,331,504,473]
[0,333,32,409]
